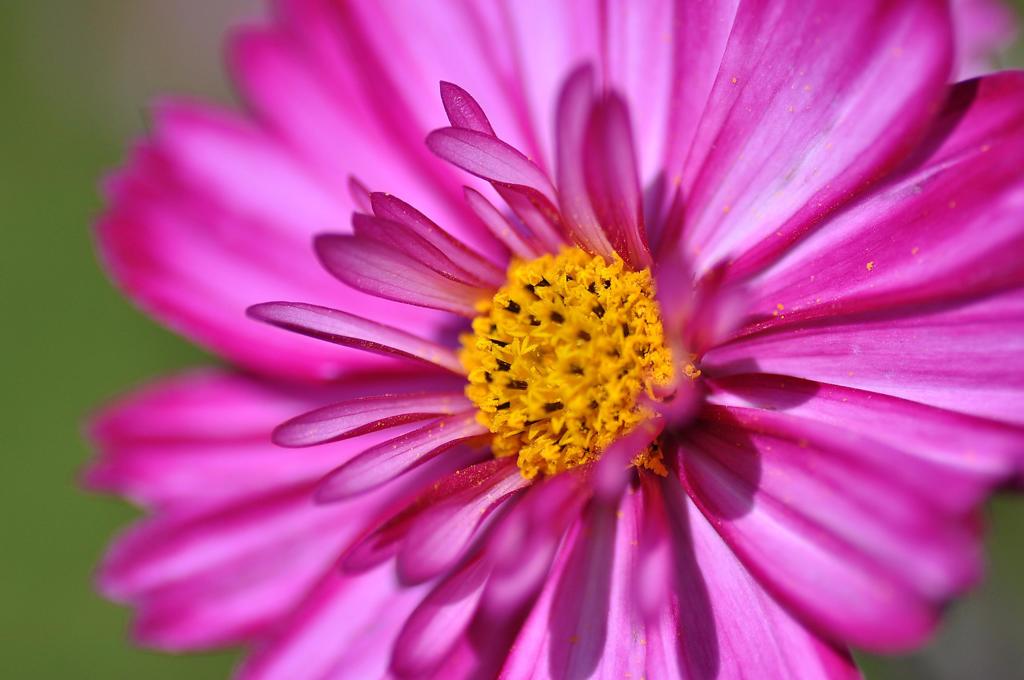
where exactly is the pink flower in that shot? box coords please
[89,1,1024,678]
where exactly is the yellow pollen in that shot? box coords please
[459,248,674,480]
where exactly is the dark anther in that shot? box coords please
[587,282,597,294]
[609,349,621,358]
[529,315,541,326]
[589,400,599,409]
[537,278,551,287]
[593,304,605,318]
[496,359,512,371]
[484,372,493,383]
[489,338,509,347]
[603,279,611,289]
[578,330,591,341]
[496,401,512,410]
[490,323,498,333]
[550,311,566,324]
[506,300,522,314]
[508,379,528,390]
[622,323,630,337]
[524,284,540,299]
[544,401,564,413]
[570,365,584,375]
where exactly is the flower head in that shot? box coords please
[90,1,1024,678]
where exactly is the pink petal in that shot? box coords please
[676,403,985,651]
[440,80,496,136]
[228,18,501,259]
[317,412,489,501]
[238,562,427,680]
[85,369,459,511]
[706,374,1024,507]
[582,93,652,268]
[674,0,953,278]
[315,234,489,317]
[391,553,492,678]
[647,478,861,679]
[703,288,1024,425]
[463,186,541,260]
[554,64,615,258]
[96,105,448,381]
[398,458,527,584]
[248,301,464,374]
[350,214,491,287]
[272,391,471,448]
[368,192,507,286]
[741,73,1024,328]
[426,127,558,207]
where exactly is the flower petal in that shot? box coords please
[317,412,489,501]
[677,401,986,651]
[740,73,1024,327]
[315,234,490,317]
[582,93,652,268]
[85,369,461,511]
[248,301,465,374]
[674,0,953,277]
[272,391,471,448]
[95,105,448,381]
[703,288,1024,425]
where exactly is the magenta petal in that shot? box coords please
[273,391,471,448]
[554,65,615,258]
[440,81,496,136]
[463,186,542,260]
[238,562,427,680]
[647,478,860,679]
[583,93,652,268]
[85,369,455,511]
[426,127,558,207]
[704,289,1024,425]
[398,459,527,584]
[317,412,488,501]
[95,104,447,381]
[744,72,1024,326]
[676,0,953,277]
[676,402,985,651]
[367,192,506,286]
[594,417,664,500]
[350,213,489,287]
[247,301,464,374]
[315,234,488,317]
[706,374,1024,509]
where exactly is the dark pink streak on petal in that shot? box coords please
[440,80,496,135]
[247,301,464,374]
[583,92,652,268]
[463,186,540,260]
[555,64,615,258]
[317,412,489,501]
[315,234,488,317]
[272,391,471,448]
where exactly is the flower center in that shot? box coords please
[460,247,673,479]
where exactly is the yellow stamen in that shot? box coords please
[460,248,674,479]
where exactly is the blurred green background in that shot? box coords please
[1,1,1022,678]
